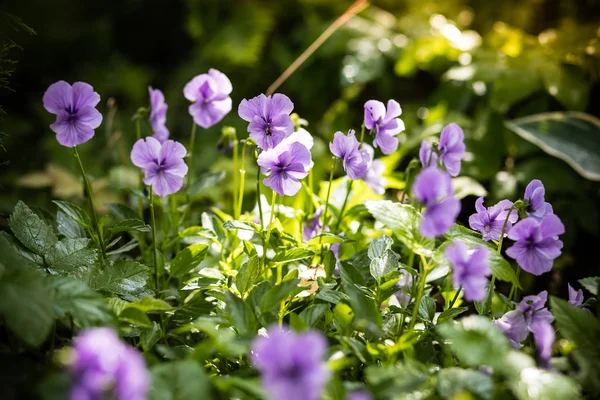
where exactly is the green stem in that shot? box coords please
[508,267,521,301]
[335,179,353,232]
[400,167,412,203]
[448,287,462,309]
[359,123,366,143]
[135,119,145,221]
[232,137,239,217]
[73,146,105,261]
[236,141,247,219]
[149,188,159,292]
[256,157,264,231]
[307,169,314,216]
[188,123,197,187]
[263,191,277,267]
[408,255,429,332]
[320,160,336,238]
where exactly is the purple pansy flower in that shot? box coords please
[568,284,584,307]
[148,86,169,142]
[445,241,490,301]
[303,207,325,243]
[43,81,103,147]
[251,326,329,400]
[329,130,370,180]
[364,99,404,155]
[238,93,295,150]
[412,168,461,238]
[469,197,518,241]
[524,179,553,219]
[419,123,465,177]
[131,137,188,197]
[184,68,232,129]
[494,310,529,348]
[531,320,555,368]
[506,214,565,276]
[517,291,555,326]
[257,139,312,197]
[69,328,149,400]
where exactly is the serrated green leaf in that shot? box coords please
[56,210,87,239]
[418,296,436,322]
[365,201,434,256]
[235,255,261,296]
[88,260,151,300]
[299,303,329,328]
[260,279,302,313]
[141,322,162,352]
[369,249,400,280]
[0,231,43,266]
[119,307,152,327]
[108,219,150,236]
[46,238,97,274]
[343,282,381,329]
[368,235,393,259]
[272,248,314,263]
[578,277,600,295]
[170,244,209,278]
[52,201,91,229]
[51,276,113,327]
[9,201,58,255]
[437,315,510,369]
[306,233,347,247]
[437,307,469,325]
[126,296,173,313]
[224,291,257,336]
[222,220,259,232]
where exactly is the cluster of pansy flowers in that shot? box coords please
[42,68,584,400]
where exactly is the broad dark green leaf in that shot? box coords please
[107,203,140,221]
[46,238,97,274]
[343,282,381,329]
[56,210,87,239]
[365,361,428,397]
[53,200,91,229]
[505,112,600,181]
[141,322,162,351]
[418,296,436,323]
[299,303,329,328]
[260,279,302,313]
[108,219,150,235]
[369,249,400,281]
[510,366,581,400]
[365,201,434,256]
[306,233,347,247]
[170,244,209,278]
[0,231,43,266]
[368,234,393,259]
[437,315,510,369]
[150,360,212,400]
[9,201,58,255]
[437,307,469,325]
[271,248,314,263]
[578,277,600,295]
[126,296,173,312]
[88,260,151,300]
[437,368,493,400]
[224,291,258,336]
[235,255,261,296]
[52,276,113,327]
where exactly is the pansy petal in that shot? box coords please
[363,100,385,129]
[77,106,103,129]
[267,93,294,119]
[373,131,399,155]
[153,172,183,197]
[208,68,233,95]
[383,99,402,122]
[43,81,72,114]
[131,137,161,168]
[51,117,95,148]
[72,82,101,111]
[184,75,211,102]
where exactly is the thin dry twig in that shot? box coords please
[266,0,369,95]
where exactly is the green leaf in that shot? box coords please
[323,250,336,279]
[170,244,209,278]
[306,233,347,247]
[140,322,162,351]
[365,361,428,397]
[260,279,302,313]
[235,255,261,296]
[418,296,436,323]
[299,303,329,328]
[452,176,488,200]
[46,238,97,274]
[368,235,393,259]
[126,296,173,312]
[541,63,590,111]
[56,210,87,239]
[0,266,54,347]
[343,282,381,329]
[365,201,434,256]
[224,291,257,336]
[88,260,151,300]
[150,360,212,400]
[179,226,216,239]
[222,220,260,232]
[52,201,91,229]
[0,231,43,266]
[441,225,520,287]
[510,367,581,400]
[52,276,113,327]
[505,112,600,181]
[437,368,493,400]
[437,315,510,369]
[106,203,139,221]
[369,250,399,281]
[550,296,600,394]
[578,277,600,295]
[9,201,58,255]
[119,307,152,327]
[437,307,469,325]
[272,248,314,263]
[108,219,150,235]
[490,66,542,113]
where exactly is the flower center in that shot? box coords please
[265,123,271,136]
[68,114,77,125]
[484,224,490,232]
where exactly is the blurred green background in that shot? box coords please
[1,0,599,291]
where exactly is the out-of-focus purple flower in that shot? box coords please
[257,140,312,197]
[184,68,232,129]
[494,310,529,348]
[568,284,584,307]
[43,81,103,147]
[303,207,324,243]
[329,130,370,180]
[131,137,188,197]
[69,328,149,400]
[394,269,413,307]
[413,168,461,238]
[506,215,565,276]
[148,87,169,142]
[419,123,465,177]
[251,326,329,400]
[238,93,294,150]
[361,143,386,195]
[517,290,555,327]
[347,391,373,400]
[364,99,404,155]
[445,241,490,301]
[469,198,518,241]
[531,320,555,368]
[524,179,553,219]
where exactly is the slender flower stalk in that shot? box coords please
[73,146,105,261]
[236,141,248,219]
[134,118,145,221]
[232,136,239,217]
[408,255,429,332]
[188,122,197,186]
[448,287,462,309]
[256,154,264,231]
[149,188,159,292]
[263,191,277,268]
[335,179,353,232]
[321,160,336,238]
